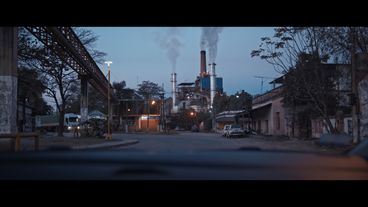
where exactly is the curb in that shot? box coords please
[72,139,139,150]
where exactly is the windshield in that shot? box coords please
[68,117,78,123]
[1,26,367,180]
[231,125,241,128]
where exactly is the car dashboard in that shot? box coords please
[0,150,368,180]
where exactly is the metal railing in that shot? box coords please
[0,132,40,152]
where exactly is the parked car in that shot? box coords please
[222,125,231,137]
[225,124,245,138]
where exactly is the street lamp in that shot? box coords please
[146,98,156,133]
[159,92,165,133]
[105,61,112,140]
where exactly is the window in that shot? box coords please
[276,112,280,130]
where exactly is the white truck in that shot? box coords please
[35,113,80,132]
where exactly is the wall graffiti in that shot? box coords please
[0,79,10,132]
[0,77,17,133]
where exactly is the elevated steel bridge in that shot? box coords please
[25,27,113,98]
[0,27,114,133]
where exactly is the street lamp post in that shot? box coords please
[147,99,156,133]
[146,99,150,133]
[126,104,130,133]
[159,93,164,132]
[212,107,216,132]
[105,61,112,140]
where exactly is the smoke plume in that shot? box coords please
[156,27,182,72]
[200,27,223,63]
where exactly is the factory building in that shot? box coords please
[171,50,223,113]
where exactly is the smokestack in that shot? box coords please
[209,63,216,109]
[200,50,206,77]
[171,73,177,111]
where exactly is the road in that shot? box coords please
[0,131,349,154]
[112,132,240,152]
[110,132,347,154]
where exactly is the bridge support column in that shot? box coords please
[80,76,88,123]
[0,27,18,133]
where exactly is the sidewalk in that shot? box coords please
[0,132,139,152]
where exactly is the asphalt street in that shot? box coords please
[109,132,344,154]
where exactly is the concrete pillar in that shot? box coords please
[80,76,88,123]
[358,78,368,140]
[0,27,18,133]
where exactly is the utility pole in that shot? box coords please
[162,95,165,132]
[161,83,164,133]
[254,76,275,94]
[351,29,361,143]
[125,100,128,133]
[147,98,149,133]
[105,61,112,140]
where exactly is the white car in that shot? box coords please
[225,124,245,138]
[222,125,231,137]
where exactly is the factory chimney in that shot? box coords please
[200,50,206,77]
[171,72,177,111]
[209,63,216,108]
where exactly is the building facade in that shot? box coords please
[215,110,250,131]
[311,116,353,138]
[251,86,287,136]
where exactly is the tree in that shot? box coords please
[251,27,348,134]
[17,29,53,118]
[251,27,333,73]
[18,27,107,136]
[284,53,340,134]
[213,93,229,113]
[112,81,126,99]
[137,81,164,99]
[228,91,253,112]
[213,91,252,113]
[317,27,368,63]
[17,67,53,132]
[39,55,80,135]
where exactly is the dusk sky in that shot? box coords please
[86,27,280,96]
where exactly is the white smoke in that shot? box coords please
[200,27,223,63]
[156,27,182,72]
